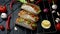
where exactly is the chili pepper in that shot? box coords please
[48,0,52,3]
[6,14,11,30]
[10,0,16,10]
[35,0,42,5]
[10,2,13,10]
[27,0,30,3]
[0,25,5,31]
[55,22,60,31]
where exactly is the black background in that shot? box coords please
[0,0,60,34]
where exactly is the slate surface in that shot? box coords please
[0,0,60,34]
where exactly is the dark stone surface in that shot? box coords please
[0,0,60,34]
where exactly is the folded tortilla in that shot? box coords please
[16,17,37,30]
[18,10,39,22]
[21,3,41,14]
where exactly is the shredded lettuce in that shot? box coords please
[37,10,41,14]
[32,23,37,27]
[19,18,24,23]
[26,21,31,24]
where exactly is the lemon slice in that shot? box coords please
[41,20,51,29]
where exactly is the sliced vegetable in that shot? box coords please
[0,25,5,31]
[0,5,7,13]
